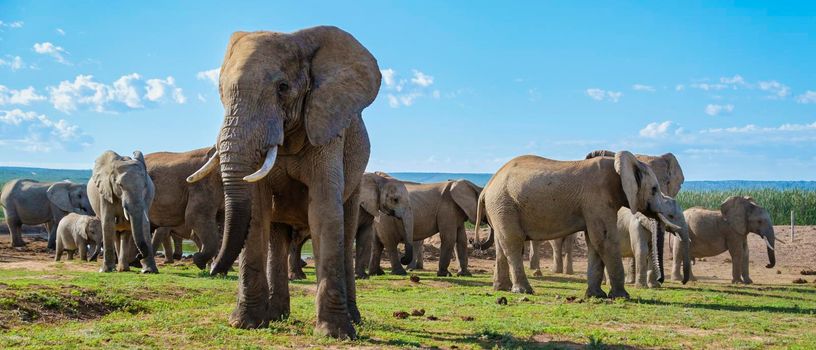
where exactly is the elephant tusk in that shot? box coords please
[657,213,681,232]
[187,153,219,183]
[764,237,775,251]
[243,146,278,183]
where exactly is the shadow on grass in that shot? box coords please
[633,297,816,314]
[671,285,816,302]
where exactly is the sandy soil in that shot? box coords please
[1,225,814,285]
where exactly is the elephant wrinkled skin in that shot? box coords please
[88,150,158,274]
[476,151,688,298]
[55,213,103,262]
[1,179,93,248]
[186,26,380,339]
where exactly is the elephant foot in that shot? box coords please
[456,270,472,277]
[493,281,512,291]
[553,267,563,274]
[585,288,608,299]
[564,267,574,275]
[289,270,307,281]
[116,264,131,272]
[625,277,636,284]
[11,239,26,248]
[671,273,682,281]
[436,270,452,277]
[348,303,362,325]
[532,269,543,277]
[99,264,116,273]
[140,258,159,274]
[511,284,534,294]
[299,259,307,268]
[163,258,175,265]
[391,268,407,276]
[355,272,369,280]
[315,317,356,340]
[369,267,385,276]
[608,289,630,299]
[269,303,290,322]
[172,253,183,261]
[192,253,209,270]
[407,263,422,270]
[742,278,753,285]
[141,266,159,274]
[229,304,271,329]
[647,282,661,289]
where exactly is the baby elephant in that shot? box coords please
[55,213,103,261]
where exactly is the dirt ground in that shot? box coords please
[1,225,814,285]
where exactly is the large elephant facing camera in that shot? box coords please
[475,151,689,298]
[1,179,93,248]
[88,150,158,274]
[185,26,380,338]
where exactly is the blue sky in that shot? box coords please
[1,1,815,180]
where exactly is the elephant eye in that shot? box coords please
[278,82,290,94]
[652,186,658,195]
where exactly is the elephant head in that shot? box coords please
[92,150,156,267]
[615,151,690,283]
[47,182,94,216]
[82,216,103,261]
[186,26,381,275]
[360,172,414,265]
[721,196,776,268]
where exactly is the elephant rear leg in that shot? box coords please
[492,214,532,294]
[368,238,385,276]
[117,234,132,272]
[529,240,543,277]
[151,228,173,264]
[354,225,372,279]
[5,211,26,247]
[562,234,575,275]
[288,232,308,280]
[550,238,564,274]
[408,239,424,270]
[190,217,220,270]
[172,235,184,260]
[268,224,292,321]
[454,225,471,276]
[493,235,512,291]
[55,235,64,261]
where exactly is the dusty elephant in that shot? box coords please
[373,178,481,277]
[475,151,690,298]
[88,150,158,274]
[1,179,93,248]
[673,196,776,284]
[146,147,224,269]
[527,234,575,276]
[524,150,686,278]
[185,26,380,338]
[55,213,103,261]
[288,172,414,280]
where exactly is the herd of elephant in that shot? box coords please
[0,26,779,339]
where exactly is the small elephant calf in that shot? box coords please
[56,213,103,261]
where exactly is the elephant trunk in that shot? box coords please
[472,226,494,250]
[210,173,253,275]
[399,209,414,265]
[89,243,101,261]
[680,229,691,284]
[764,228,776,268]
[651,220,665,284]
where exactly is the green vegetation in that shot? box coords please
[1,264,814,349]
[677,189,816,225]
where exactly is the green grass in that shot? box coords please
[677,189,816,225]
[1,263,815,349]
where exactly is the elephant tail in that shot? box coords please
[471,191,494,250]
[585,150,616,159]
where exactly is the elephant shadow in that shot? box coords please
[632,295,816,315]
[674,285,816,302]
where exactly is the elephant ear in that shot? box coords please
[46,182,74,213]
[449,180,481,224]
[586,150,616,159]
[661,153,685,197]
[359,173,382,217]
[615,151,644,214]
[721,196,748,235]
[92,151,119,204]
[296,26,381,146]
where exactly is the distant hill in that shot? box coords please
[0,167,91,187]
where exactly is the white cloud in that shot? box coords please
[386,94,399,108]
[410,70,434,87]
[704,104,734,116]
[196,68,219,86]
[639,121,676,138]
[689,82,728,91]
[381,68,396,87]
[0,109,92,152]
[0,56,25,71]
[757,80,790,98]
[632,84,655,92]
[0,86,46,106]
[56,28,66,36]
[586,88,622,102]
[48,74,186,113]
[796,91,816,104]
[675,84,685,91]
[33,42,70,65]
[197,93,206,102]
[720,75,747,86]
[0,21,24,29]
[702,122,816,134]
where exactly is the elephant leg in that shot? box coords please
[671,235,683,281]
[189,214,220,271]
[493,234,512,291]
[173,235,184,260]
[100,214,117,272]
[529,240,543,277]
[47,217,59,250]
[78,237,88,261]
[740,240,752,284]
[307,175,355,339]
[342,195,362,325]
[162,233,174,263]
[625,257,636,285]
[563,234,575,275]
[369,238,385,276]
[584,232,607,298]
[67,250,75,260]
[385,240,406,275]
[151,227,172,264]
[55,234,64,261]
[454,225,470,276]
[268,223,291,321]
[408,239,424,270]
[493,214,532,294]
[229,188,271,330]
[6,211,26,247]
[550,238,564,274]
[289,233,308,280]
[436,232,455,277]
[634,239,649,287]
[354,224,372,279]
[592,220,628,299]
[117,233,132,272]
[727,240,745,284]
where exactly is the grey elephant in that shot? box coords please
[475,151,690,298]
[288,172,414,280]
[373,178,482,277]
[1,179,93,248]
[526,234,575,276]
[145,147,224,269]
[672,196,776,284]
[88,150,158,274]
[185,26,380,338]
[55,213,103,261]
[523,150,686,278]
